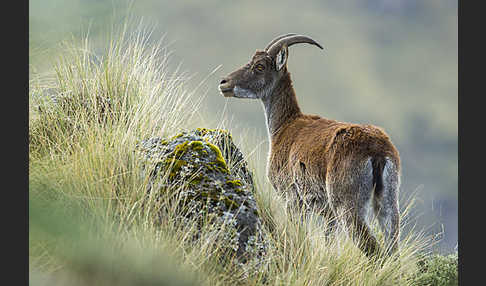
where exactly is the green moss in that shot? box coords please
[158,133,237,191]
[206,142,229,173]
[189,178,202,185]
[196,127,225,135]
[188,140,205,152]
[200,188,240,210]
[195,127,210,135]
[196,127,232,140]
[220,195,239,210]
[203,163,229,175]
[226,179,242,188]
[200,190,219,201]
[173,141,189,158]
[173,141,208,159]
[188,173,206,185]
[164,158,187,179]
[170,133,184,140]
[203,163,214,172]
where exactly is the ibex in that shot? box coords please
[218,34,401,257]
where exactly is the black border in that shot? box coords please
[8,0,28,284]
[458,0,479,284]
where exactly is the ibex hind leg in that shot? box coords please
[373,157,400,255]
[328,158,381,257]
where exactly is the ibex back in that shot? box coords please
[219,34,401,257]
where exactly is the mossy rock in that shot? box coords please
[137,129,265,262]
[194,128,255,190]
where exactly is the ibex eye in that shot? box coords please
[255,64,265,72]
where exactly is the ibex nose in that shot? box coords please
[220,78,227,85]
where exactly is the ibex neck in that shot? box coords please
[261,72,302,138]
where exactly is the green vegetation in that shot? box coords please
[205,141,230,173]
[411,252,458,286]
[164,158,188,179]
[226,179,243,187]
[29,17,457,286]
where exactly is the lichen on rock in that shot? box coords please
[137,128,266,263]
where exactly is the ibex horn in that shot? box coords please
[264,33,297,51]
[266,34,323,57]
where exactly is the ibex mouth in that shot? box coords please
[219,85,234,97]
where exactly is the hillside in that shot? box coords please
[29,0,458,253]
[29,17,457,285]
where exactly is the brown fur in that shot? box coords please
[219,35,401,257]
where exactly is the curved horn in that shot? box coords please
[264,33,297,51]
[267,34,323,57]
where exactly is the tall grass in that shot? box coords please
[29,18,456,285]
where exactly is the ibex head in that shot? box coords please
[219,34,323,100]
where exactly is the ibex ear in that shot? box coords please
[275,45,288,71]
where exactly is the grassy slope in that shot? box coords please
[29,19,457,286]
[29,0,458,254]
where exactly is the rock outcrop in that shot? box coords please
[137,128,266,262]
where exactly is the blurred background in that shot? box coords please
[29,0,457,253]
